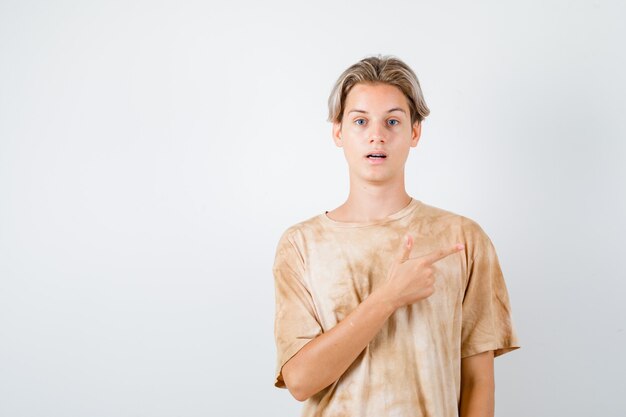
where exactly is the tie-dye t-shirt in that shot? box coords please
[273,198,520,417]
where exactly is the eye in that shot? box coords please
[387,119,399,126]
[355,118,366,126]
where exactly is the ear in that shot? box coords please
[410,120,422,147]
[332,121,343,147]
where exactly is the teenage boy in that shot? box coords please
[272,55,520,417]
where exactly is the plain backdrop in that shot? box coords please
[1,0,625,416]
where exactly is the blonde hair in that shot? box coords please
[327,55,430,124]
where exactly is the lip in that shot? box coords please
[364,150,388,158]
[364,150,388,165]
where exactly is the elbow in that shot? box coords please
[283,376,310,402]
[282,362,313,402]
[289,386,310,402]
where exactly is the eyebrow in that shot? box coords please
[348,107,407,114]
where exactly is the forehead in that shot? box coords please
[344,83,410,112]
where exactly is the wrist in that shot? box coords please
[369,285,398,316]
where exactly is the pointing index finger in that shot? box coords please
[421,243,465,265]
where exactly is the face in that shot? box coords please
[332,82,421,185]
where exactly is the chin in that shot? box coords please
[361,173,395,184]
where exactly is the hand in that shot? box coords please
[380,234,464,310]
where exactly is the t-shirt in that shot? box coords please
[272,197,520,417]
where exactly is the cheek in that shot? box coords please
[341,143,364,162]
[341,143,356,157]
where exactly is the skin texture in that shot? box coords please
[459,350,495,417]
[281,82,496,416]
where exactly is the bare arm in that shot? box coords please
[282,287,395,401]
[281,235,464,401]
[458,350,495,417]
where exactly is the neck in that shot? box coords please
[335,175,411,223]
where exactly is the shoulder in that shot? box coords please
[273,214,325,271]
[413,200,489,237]
[275,213,326,247]
[412,200,496,261]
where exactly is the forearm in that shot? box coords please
[282,288,396,401]
[458,376,495,417]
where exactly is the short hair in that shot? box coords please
[327,55,430,125]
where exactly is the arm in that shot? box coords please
[281,235,464,401]
[282,289,395,401]
[458,350,495,417]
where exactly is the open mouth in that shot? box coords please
[366,153,387,159]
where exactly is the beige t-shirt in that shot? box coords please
[273,198,520,417]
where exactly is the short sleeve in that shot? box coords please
[272,230,323,388]
[461,224,521,358]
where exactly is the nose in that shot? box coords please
[369,123,385,143]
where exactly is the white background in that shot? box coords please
[1,0,625,416]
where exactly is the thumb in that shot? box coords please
[398,234,413,262]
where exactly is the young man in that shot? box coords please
[272,55,520,417]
